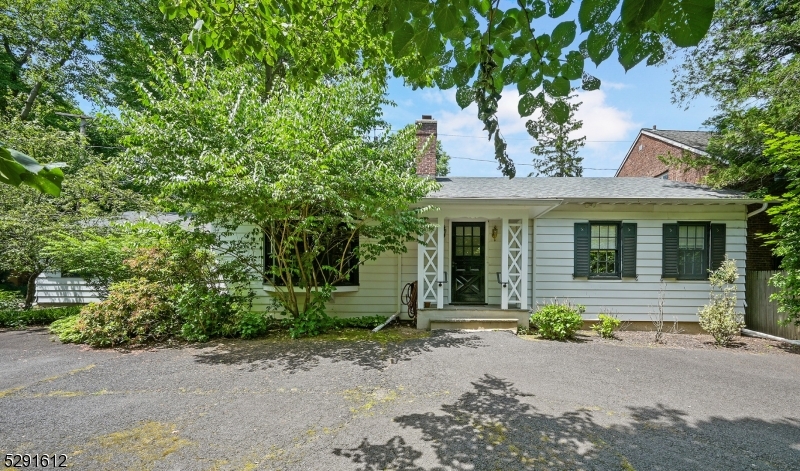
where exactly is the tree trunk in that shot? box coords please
[19,81,42,120]
[18,34,80,120]
[24,270,42,309]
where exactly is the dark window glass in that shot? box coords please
[265,226,359,286]
[678,223,708,279]
[590,223,619,277]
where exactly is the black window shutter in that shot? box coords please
[621,223,637,278]
[264,233,274,283]
[710,223,726,271]
[662,223,679,277]
[574,222,590,277]
[347,233,360,285]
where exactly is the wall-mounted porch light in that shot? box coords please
[491,225,498,241]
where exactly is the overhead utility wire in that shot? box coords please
[437,133,630,143]
[448,155,617,171]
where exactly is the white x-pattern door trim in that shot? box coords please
[418,218,444,309]
[501,217,529,310]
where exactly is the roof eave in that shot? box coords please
[640,130,710,157]
[422,197,762,205]
[615,129,644,177]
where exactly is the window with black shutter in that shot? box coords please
[574,221,637,279]
[662,222,726,280]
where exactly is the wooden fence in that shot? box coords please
[745,270,800,340]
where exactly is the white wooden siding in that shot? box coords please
[533,205,747,322]
[36,202,751,327]
[35,272,100,305]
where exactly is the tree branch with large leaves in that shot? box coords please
[0,142,65,196]
[160,0,715,177]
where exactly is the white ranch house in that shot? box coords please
[37,117,760,332]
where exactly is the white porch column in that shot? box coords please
[501,217,509,310]
[501,218,525,310]
[436,220,444,309]
[418,218,440,310]
[520,216,529,310]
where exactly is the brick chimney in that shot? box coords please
[416,115,437,177]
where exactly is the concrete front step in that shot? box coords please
[429,318,520,331]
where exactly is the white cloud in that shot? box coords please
[415,87,639,176]
[599,81,629,90]
[573,89,639,150]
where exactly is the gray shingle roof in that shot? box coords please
[427,177,753,201]
[84,212,191,227]
[645,129,713,153]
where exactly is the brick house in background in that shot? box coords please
[615,127,712,182]
[616,127,779,272]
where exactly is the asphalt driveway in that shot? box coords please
[1,328,798,470]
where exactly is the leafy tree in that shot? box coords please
[0,113,146,307]
[86,0,196,109]
[527,92,584,176]
[762,128,800,326]
[668,1,799,328]
[0,0,102,119]
[436,141,451,176]
[160,0,717,177]
[43,221,170,298]
[1,0,194,115]
[119,54,438,332]
[670,0,800,189]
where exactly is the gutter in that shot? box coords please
[746,203,769,219]
[741,328,800,346]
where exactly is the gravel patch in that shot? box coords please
[535,330,800,355]
[1,327,799,470]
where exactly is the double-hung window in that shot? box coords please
[662,222,726,280]
[574,222,637,279]
[589,223,620,277]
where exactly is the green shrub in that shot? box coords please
[530,301,585,340]
[698,257,744,346]
[236,311,273,339]
[76,279,181,347]
[591,313,622,338]
[49,314,84,343]
[45,224,255,347]
[173,284,242,342]
[332,315,388,330]
[0,305,81,328]
[0,290,22,311]
[284,305,334,339]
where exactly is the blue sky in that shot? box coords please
[382,57,717,178]
[379,3,718,177]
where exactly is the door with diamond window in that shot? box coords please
[451,222,485,304]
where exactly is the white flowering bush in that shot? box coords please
[698,257,744,346]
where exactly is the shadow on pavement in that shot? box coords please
[334,375,800,470]
[193,330,485,373]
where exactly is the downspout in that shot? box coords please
[373,253,403,333]
[747,203,768,219]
